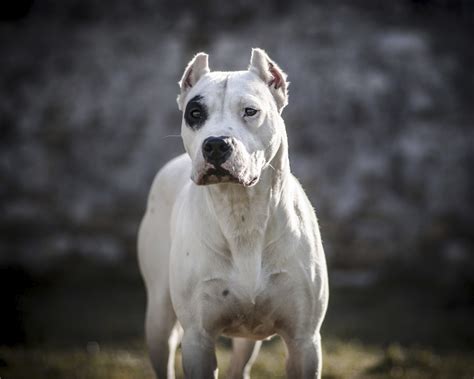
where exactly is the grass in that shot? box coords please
[0,256,473,378]
[1,340,473,379]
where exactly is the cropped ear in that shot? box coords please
[249,48,289,113]
[177,52,210,110]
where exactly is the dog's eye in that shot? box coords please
[184,96,207,129]
[244,108,258,117]
[190,108,201,119]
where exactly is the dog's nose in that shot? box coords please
[202,136,233,166]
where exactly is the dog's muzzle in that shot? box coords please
[202,136,233,167]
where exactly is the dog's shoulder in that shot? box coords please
[284,173,320,227]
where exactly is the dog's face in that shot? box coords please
[177,49,289,187]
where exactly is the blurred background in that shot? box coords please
[1,0,473,378]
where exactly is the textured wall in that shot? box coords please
[1,1,473,280]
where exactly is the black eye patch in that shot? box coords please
[184,95,208,129]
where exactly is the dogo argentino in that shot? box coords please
[138,48,329,379]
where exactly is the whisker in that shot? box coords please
[161,134,182,139]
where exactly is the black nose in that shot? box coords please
[202,136,233,166]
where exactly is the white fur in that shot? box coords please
[138,48,329,379]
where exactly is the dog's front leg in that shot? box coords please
[181,328,218,379]
[283,332,322,379]
[227,338,262,379]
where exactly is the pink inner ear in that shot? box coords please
[183,68,193,89]
[268,63,283,90]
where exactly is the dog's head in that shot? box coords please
[177,48,289,187]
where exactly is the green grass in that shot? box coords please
[1,257,473,378]
[1,340,473,379]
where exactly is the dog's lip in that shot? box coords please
[206,167,233,177]
[196,167,259,187]
[246,176,259,187]
[195,166,237,185]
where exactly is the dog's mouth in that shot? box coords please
[196,167,258,187]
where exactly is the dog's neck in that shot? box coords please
[203,133,290,242]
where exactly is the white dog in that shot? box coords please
[138,48,329,379]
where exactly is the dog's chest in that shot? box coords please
[200,264,290,339]
[196,186,294,337]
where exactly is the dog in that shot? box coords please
[138,48,329,379]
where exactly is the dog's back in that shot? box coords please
[137,153,190,378]
[138,153,190,287]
